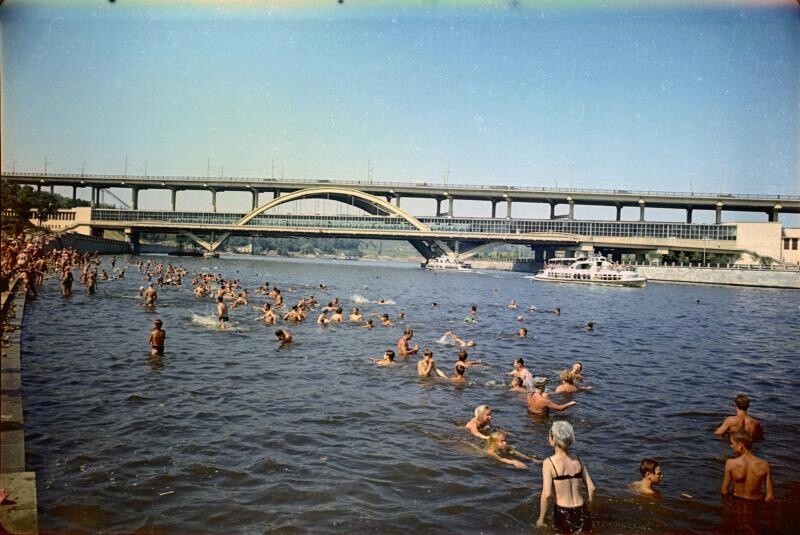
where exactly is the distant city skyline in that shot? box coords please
[2,0,798,223]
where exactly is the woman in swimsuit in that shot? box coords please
[536,421,596,534]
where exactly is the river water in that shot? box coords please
[20,255,800,533]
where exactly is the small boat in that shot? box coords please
[422,255,473,271]
[203,251,220,259]
[532,256,646,287]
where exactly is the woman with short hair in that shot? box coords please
[536,421,595,533]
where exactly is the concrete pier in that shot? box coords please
[0,279,38,535]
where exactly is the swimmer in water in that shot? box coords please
[417,349,447,378]
[349,308,363,322]
[518,327,528,338]
[721,430,774,502]
[453,349,483,384]
[527,378,577,415]
[380,313,393,327]
[372,349,398,367]
[486,431,539,469]
[714,393,764,443]
[148,319,165,356]
[464,404,493,440]
[509,377,527,392]
[397,328,419,357]
[536,421,596,531]
[570,362,584,381]
[364,319,374,329]
[441,331,475,348]
[275,329,293,345]
[629,458,663,496]
[216,295,229,329]
[585,321,594,332]
[555,370,592,394]
[508,358,533,388]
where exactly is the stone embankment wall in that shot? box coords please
[0,278,38,534]
[48,232,131,254]
[636,265,800,289]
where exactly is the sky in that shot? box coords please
[1,0,798,223]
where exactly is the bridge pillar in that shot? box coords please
[615,203,622,221]
[506,199,512,219]
[686,207,693,224]
[638,200,646,222]
[211,189,217,213]
[447,197,454,218]
[491,200,498,219]
[131,186,139,210]
[715,202,723,224]
[91,186,98,208]
[37,184,41,192]
[395,195,401,208]
[72,186,77,201]
[568,200,575,220]
[125,229,141,254]
[251,189,258,211]
[549,202,556,220]
[170,188,177,211]
[769,204,781,222]
[435,198,443,217]
[49,184,54,195]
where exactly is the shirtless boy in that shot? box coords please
[397,328,419,357]
[721,431,774,502]
[216,295,229,329]
[417,349,447,378]
[372,349,398,367]
[714,394,764,442]
[629,458,663,496]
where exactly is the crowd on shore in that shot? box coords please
[0,237,777,532]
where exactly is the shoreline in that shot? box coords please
[0,278,39,535]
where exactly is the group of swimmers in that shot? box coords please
[139,263,781,533]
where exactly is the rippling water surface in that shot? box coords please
[21,255,800,533]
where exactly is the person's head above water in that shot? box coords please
[474,404,492,422]
[734,393,751,411]
[549,420,575,450]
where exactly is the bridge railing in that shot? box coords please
[5,171,798,201]
[90,210,738,240]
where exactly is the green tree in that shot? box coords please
[1,180,58,233]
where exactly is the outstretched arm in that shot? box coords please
[547,399,577,412]
[487,450,526,469]
[714,417,732,437]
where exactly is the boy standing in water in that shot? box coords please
[721,431,774,502]
[217,295,229,329]
[149,319,166,356]
[714,393,764,443]
[629,458,663,496]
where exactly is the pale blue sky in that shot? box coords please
[1,1,798,222]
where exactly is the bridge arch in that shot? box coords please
[234,186,433,232]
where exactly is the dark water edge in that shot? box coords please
[20,254,800,534]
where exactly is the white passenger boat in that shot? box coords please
[422,255,473,271]
[532,256,646,287]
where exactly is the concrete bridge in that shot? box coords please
[35,186,792,264]
[4,171,799,224]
